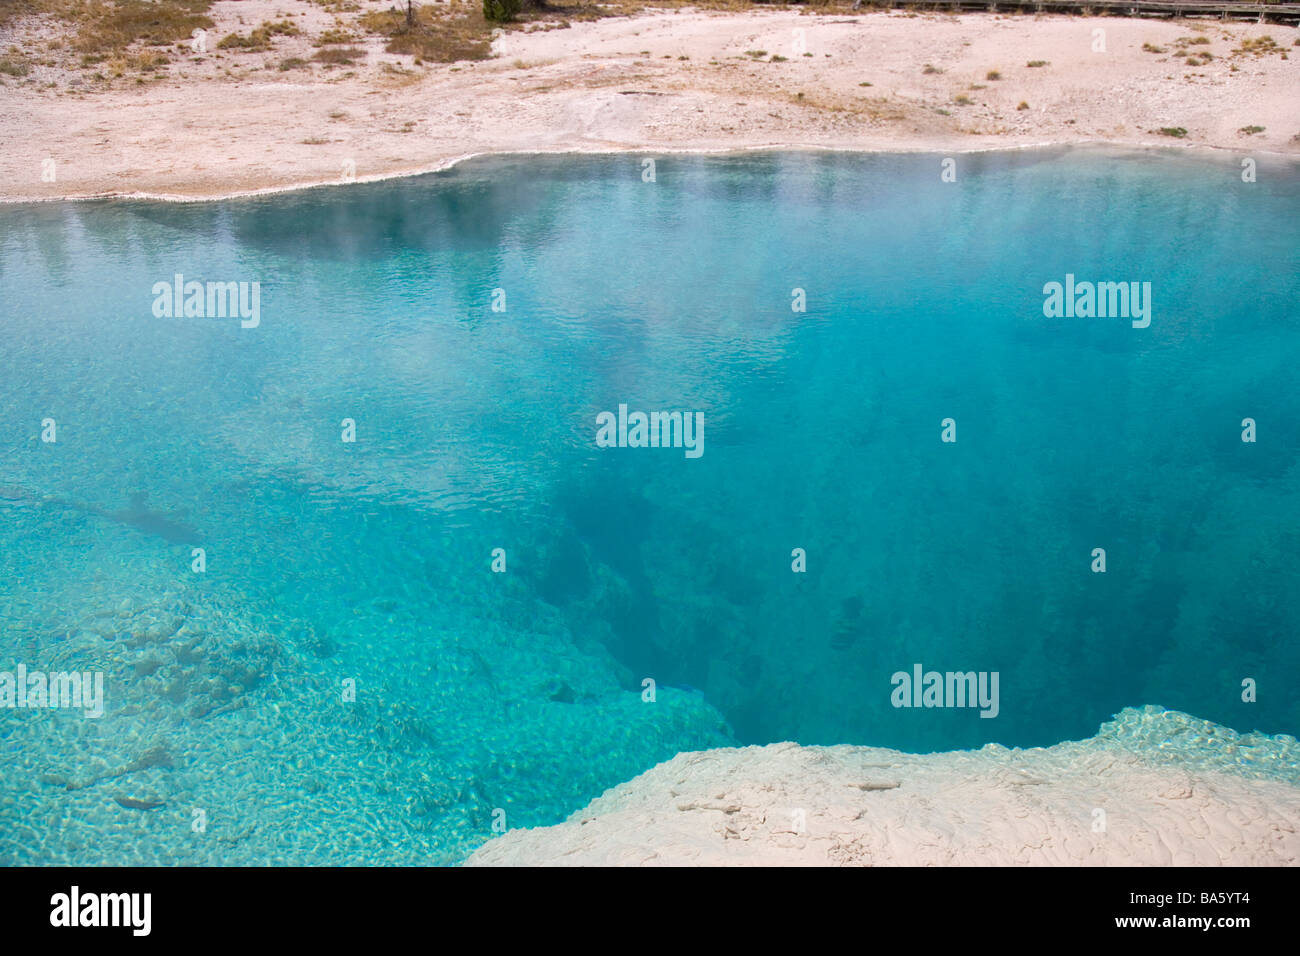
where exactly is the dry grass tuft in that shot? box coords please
[359,2,492,64]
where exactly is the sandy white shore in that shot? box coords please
[467,707,1300,866]
[0,3,1296,202]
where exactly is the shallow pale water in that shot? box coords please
[1,148,1297,863]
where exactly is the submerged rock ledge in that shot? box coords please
[467,707,1300,866]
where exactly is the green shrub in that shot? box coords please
[483,0,521,22]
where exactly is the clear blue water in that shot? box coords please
[1,147,1298,861]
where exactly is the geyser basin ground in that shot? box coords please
[468,707,1300,866]
[0,147,1297,865]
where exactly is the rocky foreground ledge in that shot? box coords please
[467,707,1300,866]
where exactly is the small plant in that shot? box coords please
[922,63,943,74]
[312,47,363,66]
[279,57,309,71]
[770,54,787,62]
[217,32,261,50]
[744,50,767,59]
[1234,36,1281,57]
[1157,126,1188,138]
[218,19,298,51]
[953,94,972,105]
[1238,125,1265,135]
[1142,43,1165,54]
[131,50,167,72]
[315,29,356,46]
[1026,60,1048,68]
[858,81,872,87]
[986,70,1001,80]
[1017,101,1029,110]
[0,56,30,77]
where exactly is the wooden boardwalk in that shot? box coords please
[858,0,1300,24]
